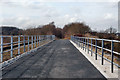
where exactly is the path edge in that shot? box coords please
[1,40,55,70]
[70,40,118,79]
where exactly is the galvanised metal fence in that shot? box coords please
[0,35,55,63]
[71,36,120,73]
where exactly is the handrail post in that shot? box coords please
[1,36,3,62]
[18,36,20,55]
[37,35,38,47]
[32,36,33,49]
[80,38,81,48]
[102,39,104,65]
[39,35,40,46]
[111,40,114,73]
[11,36,13,58]
[34,35,36,48]
[81,38,83,49]
[95,39,97,60]
[88,38,89,54]
[35,35,36,47]
[39,35,41,46]
[85,37,86,52]
[83,38,84,50]
[24,35,25,52]
[37,35,39,46]
[28,36,29,51]
[91,39,93,56]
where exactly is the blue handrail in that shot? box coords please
[0,35,55,63]
[71,35,120,73]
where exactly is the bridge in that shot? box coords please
[0,35,120,79]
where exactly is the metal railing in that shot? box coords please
[71,36,120,73]
[0,35,55,63]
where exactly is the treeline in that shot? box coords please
[63,22,91,39]
[0,27,23,35]
[22,22,63,38]
[23,22,91,39]
[0,22,119,40]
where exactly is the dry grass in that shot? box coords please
[2,40,51,62]
[87,44,120,67]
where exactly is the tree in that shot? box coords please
[63,22,91,38]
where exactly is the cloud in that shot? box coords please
[104,13,114,20]
[0,0,119,2]
[0,1,118,31]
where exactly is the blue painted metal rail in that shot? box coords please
[71,36,120,73]
[0,35,55,63]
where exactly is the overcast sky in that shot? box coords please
[0,0,119,31]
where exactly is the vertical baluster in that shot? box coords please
[88,38,89,54]
[111,40,114,73]
[102,40,104,65]
[28,36,29,51]
[1,36,3,62]
[40,35,41,46]
[95,39,97,60]
[91,39,93,56]
[83,38,84,50]
[11,36,13,58]
[37,35,38,47]
[81,38,82,49]
[32,36,33,49]
[34,35,36,48]
[24,36,25,52]
[39,35,40,46]
[85,37,86,52]
[36,35,38,47]
[18,36,20,55]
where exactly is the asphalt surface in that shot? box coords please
[2,40,106,78]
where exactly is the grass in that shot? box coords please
[2,40,51,62]
[84,43,120,67]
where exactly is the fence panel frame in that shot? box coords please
[71,36,120,73]
[0,35,55,63]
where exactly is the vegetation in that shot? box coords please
[63,22,91,39]
[1,22,118,40]
[0,26,23,35]
[0,22,119,65]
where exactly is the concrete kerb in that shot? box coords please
[70,40,119,79]
[1,40,55,70]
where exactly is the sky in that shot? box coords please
[0,0,119,32]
